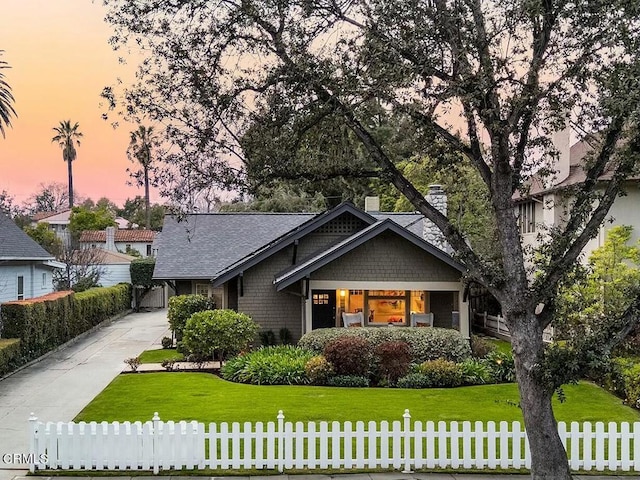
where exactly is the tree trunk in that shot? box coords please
[144,166,150,229]
[67,159,74,208]
[509,311,572,480]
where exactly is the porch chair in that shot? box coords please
[410,312,434,327]
[342,312,364,328]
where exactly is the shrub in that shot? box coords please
[299,327,471,364]
[603,357,640,408]
[221,346,314,385]
[161,336,173,349]
[323,336,371,376]
[161,359,177,371]
[0,284,131,365]
[326,375,370,387]
[182,309,258,363]
[259,330,277,346]
[397,373,432,389]
[418,358,463,387]
[305,355,334,385]
[460,358,492,385]
[279,327,293,345]
[375,341,411,385]
[484,350,516,383]
[0,339,22,377]
[470,335,497,358]
[186,353,208,369]
[124,356,141,372]
[167,295,216,340]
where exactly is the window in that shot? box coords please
[367,290,408,325]
[17,275,24,300]
[312,293,329,305]
[195,283,210,297]
[42,272,47,287]
[518,201,536,234]
[146,244,152,256]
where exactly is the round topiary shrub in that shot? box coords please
[305,355,334,385]
[417,358,463,387]
[374,340,411,385]
[323,336,371,376]
[182,309,258,362]
[221,345,314,385]
[299,327,471,364]
[168,294,216,340]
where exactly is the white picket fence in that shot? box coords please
[29,410,640,474]
[473,311,555,343]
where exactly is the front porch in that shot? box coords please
[304,281,469,338]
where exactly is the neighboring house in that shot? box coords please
[0,213,63,304]
[92,249,137,287]
[153,198,470,341]
[33,210,135,244]
[516,130,640,260]
[79,227,157,257]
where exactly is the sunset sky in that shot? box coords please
[0,0,159,208]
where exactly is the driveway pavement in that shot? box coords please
[0,309,170,479]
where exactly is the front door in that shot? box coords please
[312,290,337,329]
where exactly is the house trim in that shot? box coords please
[274,219,466,291]
[211,202,376,287]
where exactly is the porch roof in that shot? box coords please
[273,219,466,291]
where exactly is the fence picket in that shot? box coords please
[27,413,640,474]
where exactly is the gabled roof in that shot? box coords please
[93,249,137,265]
[211,202,376,287]
[274,219,466,291]
[0,213,55,261]
[79,229,156,243]
[153,212,315,280]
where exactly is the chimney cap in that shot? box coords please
[428,184,443,193]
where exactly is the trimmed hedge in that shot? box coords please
[168,295,216,339]
[298,327,471,363]
[0,284,131,364]
[0,339,21,377]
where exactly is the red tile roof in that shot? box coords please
[79,230,156,243]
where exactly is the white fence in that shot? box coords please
[473,311,554,343]
[29,411,640,474]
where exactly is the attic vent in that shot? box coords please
[316,215,366,235]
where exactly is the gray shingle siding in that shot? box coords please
[310,231,461,282]
[237,246,304,340]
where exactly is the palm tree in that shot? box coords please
[127,125,158,229]
[52,120,83,208]
[0,51,17,138]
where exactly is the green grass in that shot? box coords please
[137,349,184,364]
[486,337,512,354]
[75,373,640,425]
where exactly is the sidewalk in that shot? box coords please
[0,309,170,478]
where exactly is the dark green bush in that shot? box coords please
[279,327,293,345]
[167,294,216,340]
[0,339,22,377]
[602,357,640,408]
[182,309,258,362]
[327,375,370,387]
[375,341,411,385]
[324,336,371,376]
[222,346,314,385]
[418,358,463,387]
[470,335,497,358]
[1,284,131,365]
[259,330,277,346]
[460,358,492,385]
[305,355,334,385]
[161,336,173,348]
[299,327,471,364]
[484,350,516,383]
[397,373,432,389]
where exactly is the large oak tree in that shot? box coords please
[102,1,640,477]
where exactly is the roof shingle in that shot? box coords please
[0,214,55,260]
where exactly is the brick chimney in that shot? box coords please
[423,185,452,254]
[105,226,116,252]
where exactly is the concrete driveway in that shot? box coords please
[0,308,169,479]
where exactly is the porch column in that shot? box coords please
[458,287,470,339]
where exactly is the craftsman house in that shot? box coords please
[153,194,470,341]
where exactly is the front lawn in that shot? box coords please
[137,348,184,364]
[74,373,640,424]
